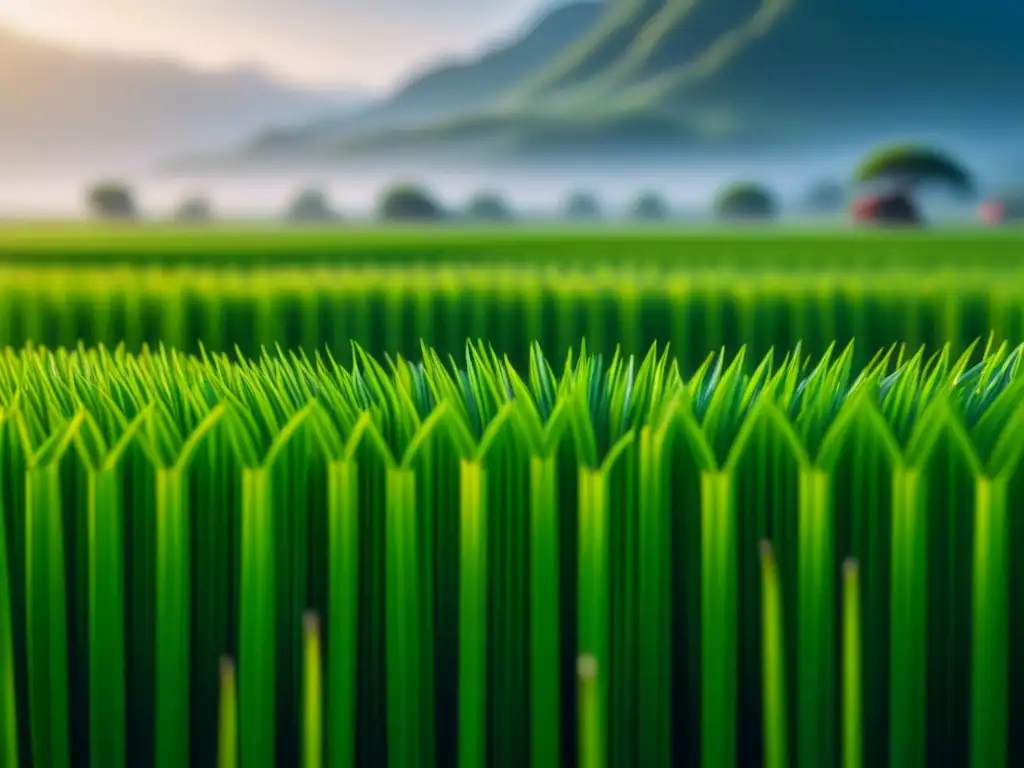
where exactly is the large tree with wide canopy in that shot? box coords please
[852,144,973,225]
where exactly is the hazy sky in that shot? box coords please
[0,0,555,90]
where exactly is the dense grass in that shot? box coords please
[0,226,1021,371]
[2,340,1024,767]
[0,226,1020,765]
[1,224,1023,268]
[0,260,1020,371]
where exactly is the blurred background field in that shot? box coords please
[3,225,1024,266]
[0,225,1022,371]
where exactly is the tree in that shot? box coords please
[563,191,602,221]
[173,195,214,223]
[713,182,777,220]
[86,181,137,221]
[286,188,337,222]
[802,179,847,213]
[378,183,445,221]
[464,191,513,221]
[852,143,973,225]
[629,191,670,221]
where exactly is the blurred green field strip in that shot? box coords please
[0,262,1019,371]
[1,340,1024,767]
[1,224,1024,268]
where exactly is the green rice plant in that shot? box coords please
[303,612,324,768]
[323,454,359,768]
[238,465,276,768]
[576,467,610,767]
[760,541,789,768]
[207,354,317,768]
[16,390,81,768]
[0,339,1021,767]
[385,465,424,767]
[0,259,1022,374]
[528,453,561,768]
[1,226,1023,271]
[218,657,238,768]
[459,458,487,768]
[76,412,145,768]
[0,416,18,768]
[842,558,862,768]
[700,468,737,768]
[139,362,224,768]
[504,345,572,768]
[577,654,600,768]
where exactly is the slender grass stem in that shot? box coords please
[386,468,422,768]
[304,612,324,768]
[0,451,18,768]
[459,460,487,768]
[155,467,189,768]
[798,468,835,768]
[760,541,789,768]
[327,460,359,768]
[25,463,70,768]
[637,427,669,768]
[970,476,1008,768]
[530,455,561,768]
[890,466,927,768]
[218,657,238,768]
[240,468,275,768]
[578,467,609,768]
[578,655,600,768]
[842,558,862,768]
[701,470,736,768]
[89,467,126,768]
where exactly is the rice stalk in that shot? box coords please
[842,558,862,768]
[303,611,324,768]
[239,467,275,768]
[326,459,359,768]
[700,469,736,768]
[0,340,1018,767]
[24,457,72,768]
[217,657,238,768]
[970,476,1008,768]
[458,459,487,768]
[760,541,789,768]
[529,453,562,768]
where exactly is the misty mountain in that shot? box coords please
[0,27,371,171]
[506,0,1024,131]
[197,0,1024,170]
[234,1,604,155]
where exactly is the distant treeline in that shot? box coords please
[85,143,1024,226]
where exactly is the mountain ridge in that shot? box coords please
[179,0,1024,170]
[237,1,604,150]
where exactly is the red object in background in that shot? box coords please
[978,199,1006,224]
[851,195,879,220]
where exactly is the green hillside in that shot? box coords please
[203,0,1024,166]
[509,0,768,108]
[506,0,669,100]
[507,0,1023,123]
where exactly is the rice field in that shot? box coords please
[1,225,1023,268]
[1,226,1023,766]
[2,228,1023,367]
[0,263,1022,373]
[1,340,1023,768]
